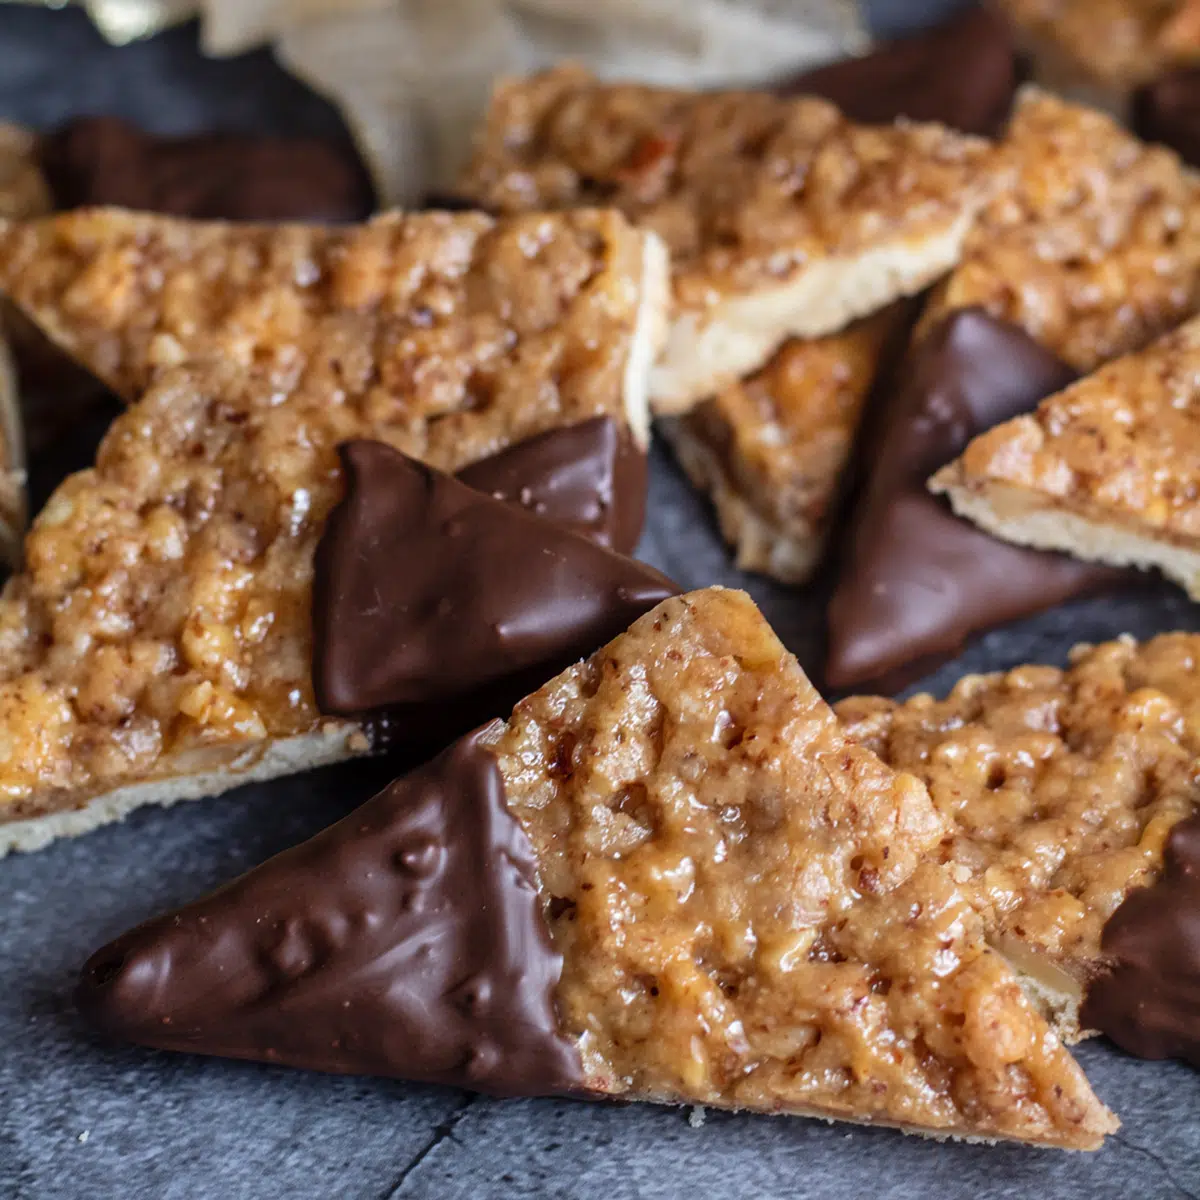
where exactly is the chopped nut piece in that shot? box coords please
[931,312,1200,598]
[660,310,902,583]
[0,206,667,855]
[485,588,1117,1149]
[837,630,1200,1040]
[458,66,1000,411]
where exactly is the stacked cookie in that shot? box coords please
[0,1,1197,1159]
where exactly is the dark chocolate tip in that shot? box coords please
[1134,67,1200,168]
[77,728,586,1096]
[39,115,375,222]
[825,309,1123,693]
[457,417,648,554]
[780,5,1018,136]
[1081,813,1200,1067]
[312,436,673,739]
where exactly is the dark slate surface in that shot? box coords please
[1,4,1199,1198]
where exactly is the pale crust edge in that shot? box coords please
[930,470,1200,599]
[0,723,368,857]
[649,212,975,413]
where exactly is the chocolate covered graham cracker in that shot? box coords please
[933,313,1200,598]
[79,589,1117,1149]
[837,630,1200,1065]
[827,90,1200,689]
[661,311,903,584]
[456,66,1001,412]
[0,211,671,855]
[0,117,375,466]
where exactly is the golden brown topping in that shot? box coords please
[931,313,1200,598]
[461,67,992,308]
[837,631,1200,1008]
[0,209,661,843]
[0,207,660,440]
[458,67,999,409]
[998,0,1200,87]
[923,89,1200,372]
[662,312,900,583]
[486,588,1116,1148]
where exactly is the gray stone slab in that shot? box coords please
[0,5,1198,1199]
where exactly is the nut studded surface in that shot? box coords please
[2,5,1199,1200]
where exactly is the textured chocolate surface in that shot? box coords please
[1082,814,1200,1067]
[1134,67,1200,167]
[783,5,1018,134]
[313,440,676,731]
[39,115,373,221]
[826,309,1120,691]
[457,417,647,554]
[76,729,583,1095]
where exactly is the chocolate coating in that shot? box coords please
[1134,68,1200,168]
[78,729,584,1094]
[782,5,1018,135]
[313,439,676,733]
[457,417,647,554]
[826,309,1120,692]
[39,116,374,222]
[1081,814,1200,1067]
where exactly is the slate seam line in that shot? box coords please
[380,1093,478,1198]
[1112,1131,1200,1199]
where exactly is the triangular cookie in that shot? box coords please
[0,207,667,447]
[78,588,1116,1149]
[837,630,1200,1066]
[312,439,676,736]
[931,313,1200,599]
[660,310,903,584]
[456,66,1001,412]
[0,211,670,856]
[825,309,1119,691]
